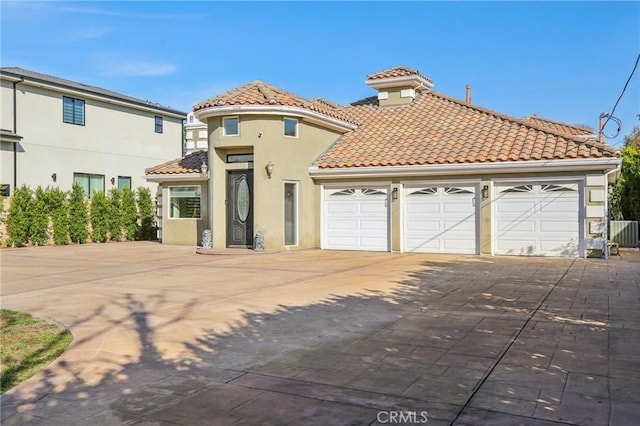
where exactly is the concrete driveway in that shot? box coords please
[1,243,639,425]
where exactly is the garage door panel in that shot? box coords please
[539,200,578,213]
[539,221,578,233]
[405,238,440,252]
[443,202,473,214]
[406,203,440,215]
[406,220,441,232]
[360,219,388,231]
[326,219,357,230]
[359,203,387,215]
[326,203,357,214]
[442,220,475,232]
[496,201,535,214]
[497,220,536,233]
[324,188,388,251]
[539,240,577,253]
[403,186,477,254]
[494,183,580,257]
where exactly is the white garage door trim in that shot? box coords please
[322,186,390,251]
[492,180,584,257]
[403,184,479,254]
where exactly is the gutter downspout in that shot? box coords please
[12,77,24,190]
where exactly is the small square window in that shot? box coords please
[63,96,85,125]
[118,176,131,190]
[284,118,298,137]
[169,186,201,219]
[155,116,163,133]
[222,117,239,136]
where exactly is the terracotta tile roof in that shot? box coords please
[521,114,595,136]
[145,150,208,175]
[315,91,619,168]
[193,81,354,123]
[366,66,433,85]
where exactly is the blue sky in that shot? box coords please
[2,1,639,146]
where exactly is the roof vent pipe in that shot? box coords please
[465,85,471,103]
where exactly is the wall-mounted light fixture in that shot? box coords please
[51,173,57,182]
[110,177,115,185]
[392,187,398,201]
[265,161,274,179]
[482,185,489,200]
[258,131,263,138]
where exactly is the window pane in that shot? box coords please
[284,118,297,137]
[73,173,90,197]
[284,183,297,245]
[89,174,104,197]
[223,117,239,136]
[118,176,131,190]
[226,153,254,163]
[155,116,163,133]
[63,97,74,123]
[74,99,85,125]
[169,186,201,218]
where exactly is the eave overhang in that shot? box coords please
[194,105,357,133]
[0,129,23,144]
[143,173,209,183]
[309,157,622,180]
[366,75,434,91]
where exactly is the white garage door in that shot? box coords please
[494,183,580,256]
[323,188,389,251]
[404,186,477,254]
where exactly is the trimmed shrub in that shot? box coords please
[90,191,109,243]
[137,187,156,240]
[107,188,123,241]
[6,185,32,247]
[121,187,138,241]
[47,187,69,245]
[30,186,49,246]
[68,183,88,244]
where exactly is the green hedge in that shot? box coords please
[2,184,158,247]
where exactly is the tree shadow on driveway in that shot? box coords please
[1,252,638,425]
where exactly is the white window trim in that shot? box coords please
[283,181,299,247]
[168,185,202,220]
[222,116,240,137]
[283,117,299,138]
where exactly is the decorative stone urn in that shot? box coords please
[201,229,212,249]
[254,231,265,252]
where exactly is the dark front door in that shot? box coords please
[227,170,253,248]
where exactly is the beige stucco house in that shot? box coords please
[1,67,186,197]
[146,66,621,257]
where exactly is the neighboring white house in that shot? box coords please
[0,67,186,197]
[184,112,208,155]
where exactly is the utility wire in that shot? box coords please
[602,53,640,142]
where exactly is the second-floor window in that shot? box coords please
[63,96,85,125]
[222,117,239,136]
[284,118,298,137]
[155,116,163,133]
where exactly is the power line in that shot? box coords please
[601,53,640,142]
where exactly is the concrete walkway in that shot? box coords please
[1,242,639,425]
